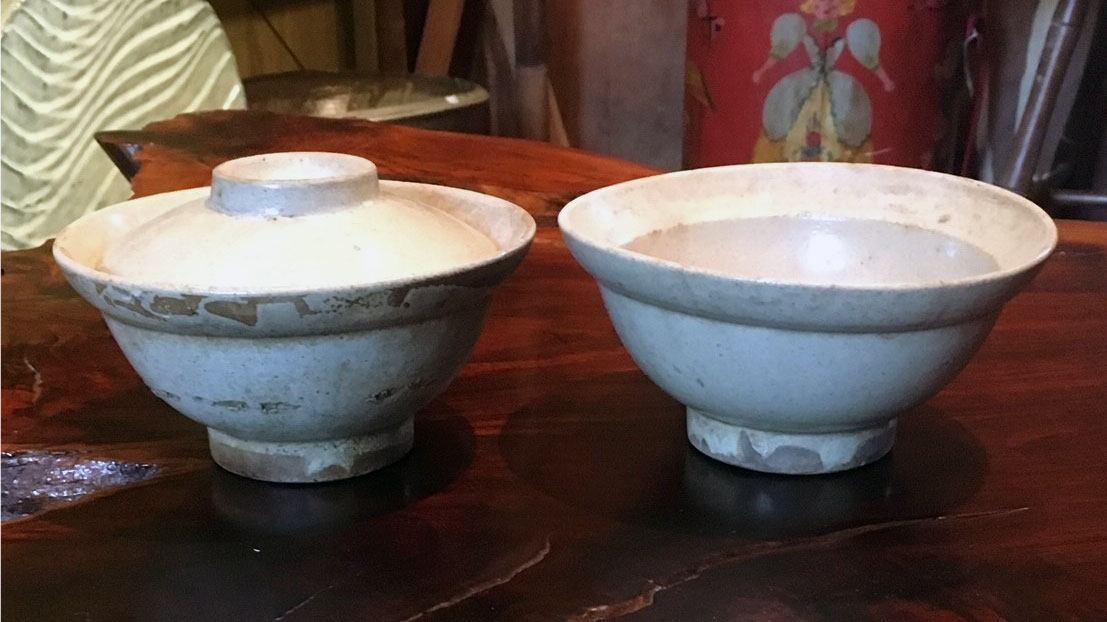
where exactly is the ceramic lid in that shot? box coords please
[98,152,499,290]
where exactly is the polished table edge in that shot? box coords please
[91,110,662,228]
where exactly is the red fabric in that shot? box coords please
[685,0,965,169]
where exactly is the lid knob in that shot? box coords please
[208,152,380,217]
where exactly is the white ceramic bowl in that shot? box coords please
[559,163,1056,474]
[54,153,534,483]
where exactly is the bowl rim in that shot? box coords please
[53,180,536,298]
[558,162,1058,293]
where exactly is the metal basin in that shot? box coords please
[244,71,490,134]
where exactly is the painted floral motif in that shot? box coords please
[751,0,895,162]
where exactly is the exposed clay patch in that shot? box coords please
[204,300,258,326]
[260,401,301,414]
[338,258,513,312]
[388,286,413,307]
[323,264,514,315]
[738,431,825,473]
[424,263,508,289]
[329,291,389,311]
[367,378,434,404]
[202,400,302,413]
[151,294,204,316]
[763,445,825,472]
[369,388,397,403]
[204,295,318,326]
[267,295,318,318]
[208,434,412,482]
[102,290,163,320]
[212,399,249,411]
[329,289,412,312]
[850,430,894,467]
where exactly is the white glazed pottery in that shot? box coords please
[54,152,535,483]
[559,163,1056,474]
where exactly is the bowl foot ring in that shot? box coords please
[208,418,414,483]
[686,408,896,475]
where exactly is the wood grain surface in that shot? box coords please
[94,110,657,227]
[3,111,1106,621]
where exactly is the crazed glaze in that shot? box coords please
[98,152,498,290]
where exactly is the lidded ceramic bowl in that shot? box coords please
[559,163,1056,475]
[54,152,535,482]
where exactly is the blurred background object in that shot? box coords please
[4,0,1103,243]
[0,0,245,250]
[683,0,973,171]
[243,71,490,133]
[209,0,685,168]
[981,0,1105,219]
[212,0,1102,219]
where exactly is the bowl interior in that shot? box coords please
[559,163,1056,288]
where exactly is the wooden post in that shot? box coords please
[375,0,408,74]
[351,0,379,72]
[416,0,465,76]
[514,0,548,140]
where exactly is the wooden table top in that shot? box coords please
[3,111,1107,621]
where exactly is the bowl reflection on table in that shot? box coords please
[502,391,988,538]
[680,446,894,538]
[559,163,1056,474]
[211,415,474,536]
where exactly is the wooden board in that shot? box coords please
[210,0,345,78]
[545,0,686,169]
[415,0,465,76]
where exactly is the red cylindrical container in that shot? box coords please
[685,0,969,169]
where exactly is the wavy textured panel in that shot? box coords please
[1,0,245,250]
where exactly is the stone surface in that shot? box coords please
[1,450,159,521]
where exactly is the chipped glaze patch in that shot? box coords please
[101,287,163,321]
[202,295,319,326]
[207,418,413,483]
[150,294,205,316]
[686,408,896,474]
[203,300,259,326]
